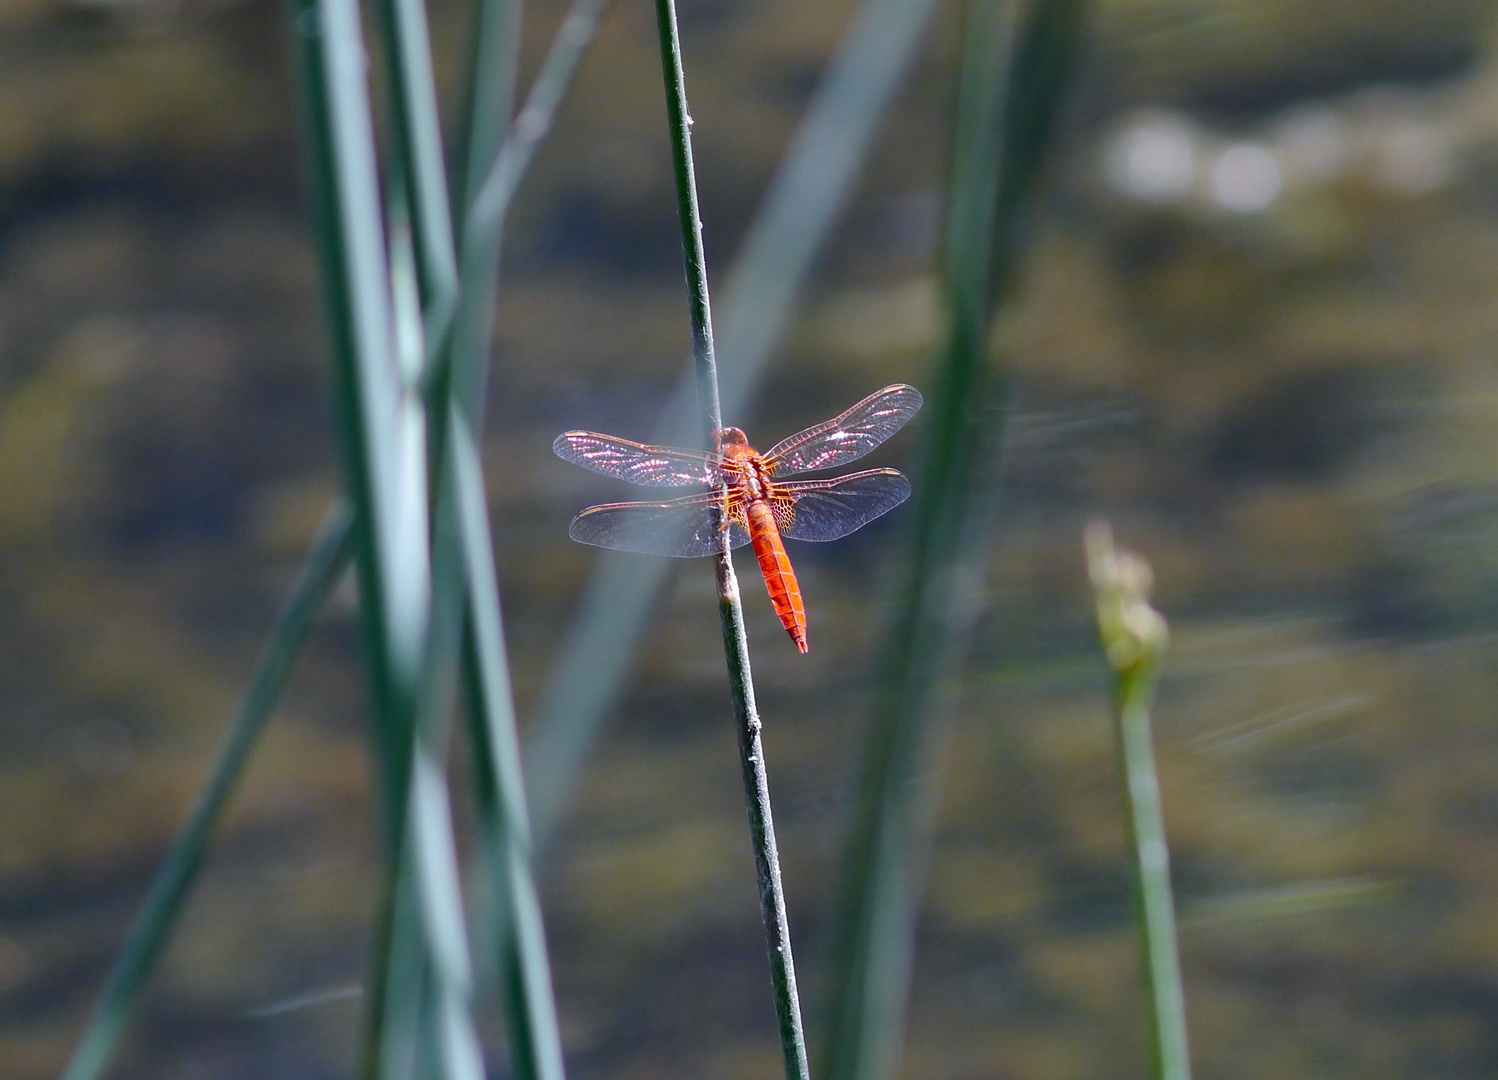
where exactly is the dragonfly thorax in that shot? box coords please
[715,426,767,491]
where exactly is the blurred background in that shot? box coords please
[4,0,1498,1078]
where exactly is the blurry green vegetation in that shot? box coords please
[821,3,1086,1080]
[3,0,1498,1079]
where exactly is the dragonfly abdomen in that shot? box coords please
[745,499,807,653]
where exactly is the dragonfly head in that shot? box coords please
[715,426,749,452]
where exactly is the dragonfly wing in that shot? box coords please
[568,493,752,557]
[763,384,923,475]
[553,430,718,487]
[775,469,912,542]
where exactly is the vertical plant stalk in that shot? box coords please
[361,173,431,1080]
[440,0,522,422]
[374,0,459,343]
[294,0,496,1078]
[57,507,353,1080]
[369,0,599,1069]
[294,0,428,856]
[366,0,485,1071]
[436,3,597,1080]
[652,3,810,1079]
[1084,522,1191,1080]
[452,415,567,1080]
[819,3,1088,1080]
[452,0,523,235]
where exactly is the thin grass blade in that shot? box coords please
[374,0,459,345]
[372,849,432,1080]
[452,410,567,1080]
[395,290,486,1080]
[363,167,467,1080]
[441,0,523,420]
[452,0,522,233]
[525,0,943,854]
[461,0,609,258]
[818,4,1088,1080]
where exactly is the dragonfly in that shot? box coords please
[554,383,922,653]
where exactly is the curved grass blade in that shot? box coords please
[525,0,944,856]
[819,3,1089,1080]
[57,506,353,1080]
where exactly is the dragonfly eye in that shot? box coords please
[715,426,748,450]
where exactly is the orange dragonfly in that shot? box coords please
[554,384,922,653]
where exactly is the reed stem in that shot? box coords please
[652,3,810,1077]
[1084,522,1191,1080]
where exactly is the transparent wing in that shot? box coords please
[568,493,752,557]
[763,384,923,476]
[553,430,719,488]
[775,468,912,542]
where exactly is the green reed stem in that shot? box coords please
[452,0,522,235]
[365,0,473,1069]
[654,0,720,435]
[525,0,940,857]
[820,3,1087,1080]
[295,0,427,850]
[56,507,352,1080]
[295,1,498,1078]
[1118,669,1191,1080]
[652,3,810,1078]
[361,174,432,1080]
[452,412,566,1080]
[433,2,586,1078]
[437,0,522,422]
[459,0,609,285]
[396,260,486,1080]
[375,0,459,344]
[1085,523,1191,1080]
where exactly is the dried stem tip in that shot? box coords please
[1084,519,1168,675]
